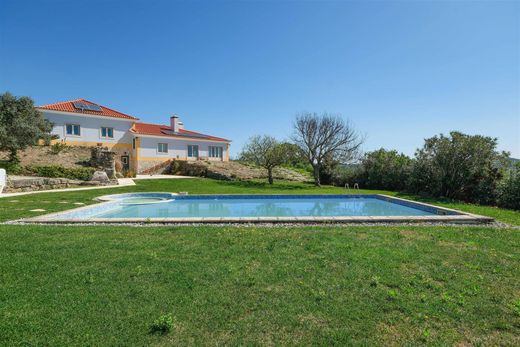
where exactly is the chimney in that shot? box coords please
[170,115,179,133]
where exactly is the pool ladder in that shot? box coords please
[345,183,359,192]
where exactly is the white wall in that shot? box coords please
[139,136,228,160]
[43,111,134,145]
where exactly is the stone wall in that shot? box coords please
[5,176,105,193]
[90,147,116,178]
[137,159,172,174]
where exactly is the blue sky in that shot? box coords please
[1,0,519,158]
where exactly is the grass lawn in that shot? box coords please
[1,178,519,345]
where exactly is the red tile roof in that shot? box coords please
[131,122,230,142]
[36,99,138,120]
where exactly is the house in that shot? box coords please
[36,99,231,173]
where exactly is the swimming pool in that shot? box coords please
[21,193,492,224]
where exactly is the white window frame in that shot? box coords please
[65,124,81,137]
[100,127,114,139]
[157,143,168,154]
[209,146,223,159]
[187,145,199,158]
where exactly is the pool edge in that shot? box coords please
[13,193,494,225]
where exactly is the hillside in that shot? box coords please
[170,160,311,182]
[0,145,91,169]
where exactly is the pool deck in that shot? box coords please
[14,194,494,225]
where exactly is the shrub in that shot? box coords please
[496,165,520,210]
[149,314,174,335]
[0,160,22,174]
[331,164,363,187]
[408,132,508,204]
[48,142,68,155]
[114,160,123,173]
[26,165,96,181]
[358,149,413,191]
[122,169,136,178]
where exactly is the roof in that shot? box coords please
[36,99,138,120]
[131,122,230,142]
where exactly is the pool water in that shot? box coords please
[53,194,455,220]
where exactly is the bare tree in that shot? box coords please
[293,112,363,186]
[239,135,287,184]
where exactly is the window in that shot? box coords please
[65,124,80,136]
[209,146,223,158]
[132,138,136,149]
[100,127,114,139]
[157,143,168,153]
[187,145,199,158]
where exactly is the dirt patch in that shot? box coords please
[1,145,91,169]
[399,230,430,240]
[170,160,310,182]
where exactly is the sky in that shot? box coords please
[1,0,519,158]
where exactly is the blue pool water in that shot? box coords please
[51,194,456,220]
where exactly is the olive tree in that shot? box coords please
[409,131,509,203]
[359,148,413,191]
[0,92,53,163]
[293,112,363,186]
[239,135,287,184]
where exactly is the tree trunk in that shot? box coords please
[313,165,321,186]
[8,149,19,164]
[267,167,274,185]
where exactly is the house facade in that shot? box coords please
[37,99,230,173]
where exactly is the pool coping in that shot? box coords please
[15,193,494,225]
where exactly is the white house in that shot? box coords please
[37,99,231,173]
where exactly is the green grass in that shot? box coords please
[0,225,518,346]
[1,178,519,225]
[1,178,519,345]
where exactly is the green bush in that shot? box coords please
[149,314,174,335]
[330,165,363,187]
[26,165,95,181]
[48,142,69,155]
[496,165,520,210]
[358,149,413,191]
[0,160,22,174]
[408,132,508,204]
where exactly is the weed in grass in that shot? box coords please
[370,276,380,287]
[387,289,398,301]
[84,272,95,284]
[513,299,520,317]
[149,314,174,335]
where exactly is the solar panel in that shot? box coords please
[72,102,87,110]
[87,104,102,112]
[72,102,102,112]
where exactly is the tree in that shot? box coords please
[239,135,287,184]
[359,149,413,191]
[0,92,53,163]
[409,131,509,204]
[293,112,363,186]
[496,163,520,210]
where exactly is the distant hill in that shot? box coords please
[509,158,520,168]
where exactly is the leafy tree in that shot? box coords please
[496,163,520,210]
[359,149,413,191]
[293,112,363,186]
[409,131,508,203]
[239,135,288,184]
[278,142,308,168]
[0,92,53,163]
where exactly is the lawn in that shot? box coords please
[1,225,519,346]
[0,178,519,345]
